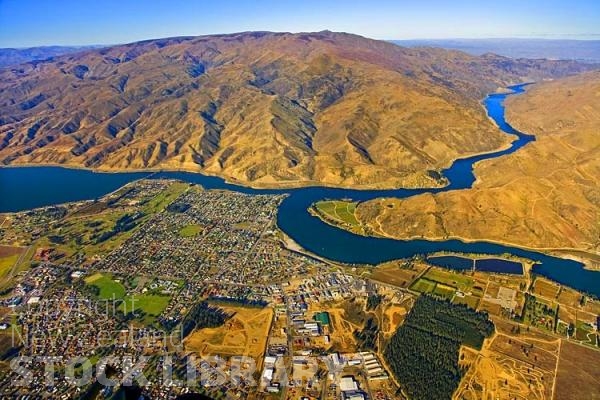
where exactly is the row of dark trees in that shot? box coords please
[384,295,494,400]
[95,212,143,243]
[207,296,268,308]
[354,317,379,351]
[366,294,384,311]
[180,301,230,338]
[166,202,191,213]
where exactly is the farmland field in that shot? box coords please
[410,278,436,294]
[432,283,455,299]
[0,246,27,289]
[453,294,480,309]
[557,286,583,308]
[371,261,427,288]
[0,254,20,277]
[554,340,600,400]
[423,268,480,294]
[532,278,561,299]
[0,245,25,274]
[0,246,24,259]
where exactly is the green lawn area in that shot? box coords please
[178,224,204,237]
[142,182,188,214]
[316,201,336,214]
[37,182,189,264]
[85,273,126,300]
[453,294,481,310]
[424,268,473,291]
[335,202,359,225]
[410,278,437,294]
[314,200,360,226]
[0,246,32,291]
[120,294,171,317]
[38,210,142,261]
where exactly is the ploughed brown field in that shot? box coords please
[554,340,600,400]
[0,245,23,258]
[354,71,600,252]
[0,31,593,188]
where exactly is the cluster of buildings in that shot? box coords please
[95,188,287,282]
[339,376,367,400]
[0,180,401,399]
[0,204,69,245]
[17,287,119,358]
[1,263,61,310]
[253,272,393,398]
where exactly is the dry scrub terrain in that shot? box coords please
[355,72,600,252]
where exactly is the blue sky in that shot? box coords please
[1,0,599,47]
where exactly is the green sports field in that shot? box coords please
[84,273,126,300]
[178,224,204,237]
[120,294,171,320]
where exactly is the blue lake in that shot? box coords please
[427,256,474,271]
[476,258,523,275]
[1,84,599,297]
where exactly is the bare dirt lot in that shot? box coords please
[326,307,362,353]
[185,306,273,365]
[455,332,559,400]
[381,303,408,336]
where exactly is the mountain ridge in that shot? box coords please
[0,31,596,188]
[0,45,105,69]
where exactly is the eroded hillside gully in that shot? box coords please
[1,84,599,296]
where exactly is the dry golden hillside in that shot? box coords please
[355,71,600,252]
[0,31,593,188]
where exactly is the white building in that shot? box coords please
[340,376,358,392]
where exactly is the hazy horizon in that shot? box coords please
[1,0,599,47]
[1,34,600,51]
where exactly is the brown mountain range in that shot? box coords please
[0,31,594,188]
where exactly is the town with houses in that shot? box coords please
[0,179,598,400]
